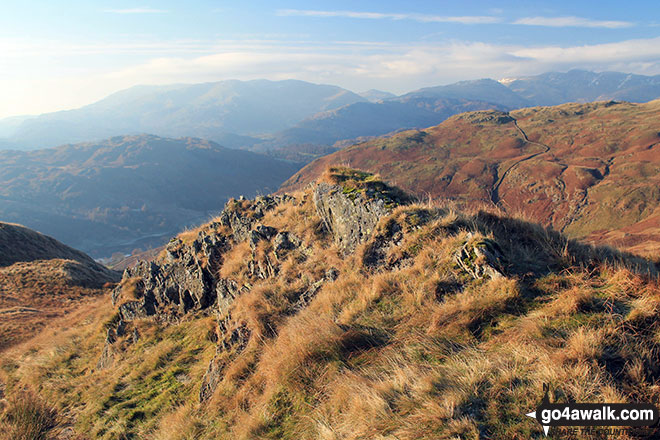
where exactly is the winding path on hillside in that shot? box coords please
[489,116,551,207]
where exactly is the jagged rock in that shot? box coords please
[219,195,293,243]
[216,278,245,314]
[362,218,405,269]
[247,254,277,279]
[112,229,230,319]
[199,357,225,402]
[291,279,325,312]
[455,234,506,280]
[249,225,278,250]
[199,322,252,402]
[273,232,300,258]
[313,183,393,254]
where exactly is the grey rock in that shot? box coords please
[273,231,299,258]
[313,183,393,254]
[199,322,251,401]
[219,195,293,243]
[455,234,506,280]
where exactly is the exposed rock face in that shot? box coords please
[313,183,393,254]
[104,195,295,369]
[218,195,293,242]
[455,234,506,280]
[104,184,398,388]
[112,234,225,322]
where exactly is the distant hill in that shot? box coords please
[0,222,109,267]
[402,78,532,108]
[282,99,660,257]
[263,71,660,161]
[267,97,508,147]
[503,69,660,106]
[1,79,366,150]
[0,222,119,350]
[0,134,300,257]
[3,71,659,161]
[358,89,396,102]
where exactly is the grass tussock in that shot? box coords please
[2,177,660,439]
[0,388,58,440]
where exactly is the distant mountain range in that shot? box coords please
[283,99,660,257]
[0,79,366,150]
[0,134,299,257]
[2,70,659,162]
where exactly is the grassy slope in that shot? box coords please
[281,100,660,257]
[2,174,660,439]
[0,222,119,351]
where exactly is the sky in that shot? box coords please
[1,0,659,118]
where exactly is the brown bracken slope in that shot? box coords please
[0,222,120,350]
[282,100,660,257]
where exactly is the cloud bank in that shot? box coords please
[2,36,660,118]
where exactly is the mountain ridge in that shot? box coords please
[2,70,659,160]
[0,134,300,257]
[282,99,660,257]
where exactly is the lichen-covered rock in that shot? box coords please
[273,231,300,259]
[111,228,230,321]
[219,195,292,242]
[313,183,393,254]
[455,234,506,280]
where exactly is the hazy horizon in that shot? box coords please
[2,0,659,119]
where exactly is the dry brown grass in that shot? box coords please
[4,180,660,439]
[0,388,58,440]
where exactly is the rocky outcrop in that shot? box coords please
[454,234,506,280]
[313,183,394,254]
[104,182,404,388]
[104,194,297,369]
[218,195,293,242]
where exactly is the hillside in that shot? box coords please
[0,222,119,350]
[283,100,660,257]
[2,70,658,162]
[0,79,365,150]
[0,134,300,258]
[1,171,659,439]
[259,71,660,161]
[267,97,507,148]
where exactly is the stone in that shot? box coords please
[313,183,393,254]
[273,231,299,258]
[455,234,506,280]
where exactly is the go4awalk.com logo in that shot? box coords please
[526,384,659,437]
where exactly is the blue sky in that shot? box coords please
[1,0,659,118]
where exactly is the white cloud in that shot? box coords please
[511,37,660,64]
[278,10,634,29]
[277,9,500,24]
[2,36,660,118]
[104,8,169,14]
[97,37,660,92]
[513,16,633,29]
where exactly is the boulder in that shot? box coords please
[313,183,392,254]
